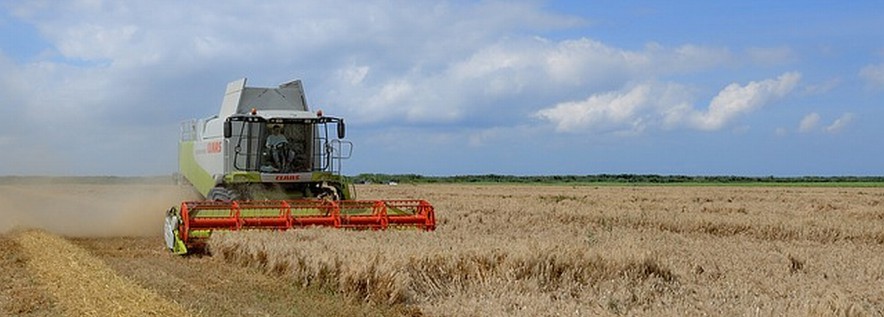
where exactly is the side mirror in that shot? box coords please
[337,120,346,139]
[223,121,232,138]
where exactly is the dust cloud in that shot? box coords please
[0,178,201,237]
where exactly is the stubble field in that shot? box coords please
[2,180,883,316]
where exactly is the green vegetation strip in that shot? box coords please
[350,174,884,187]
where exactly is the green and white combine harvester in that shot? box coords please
[164,78,436,254]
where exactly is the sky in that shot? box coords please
[1,1,883,177]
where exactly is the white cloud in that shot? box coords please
[4,2,585,133]
[334,36,732,126]
[825,113,854,134]
[859,63,884,89]
[689,72,800,131]
[798,112,820,133]
[5,1,738,131]
[535,84,652,133]
[535,72,801,134]
[541,38,648,85]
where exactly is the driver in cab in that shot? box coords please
[266,124,288,148]
[263,124,291,172]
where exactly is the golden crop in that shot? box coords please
[210,185,884,316]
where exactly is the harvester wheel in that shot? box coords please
[208,187,241,202]
[316,182,341,201]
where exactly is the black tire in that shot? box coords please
[207,187,241,202]
[315,182,342,201]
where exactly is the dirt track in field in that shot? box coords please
[14,230,192,316]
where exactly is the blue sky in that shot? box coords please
[1,1,882,176]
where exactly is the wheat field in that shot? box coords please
[211,184,884,316]
[2,182,881,316]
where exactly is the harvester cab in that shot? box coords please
[165,78,435,254]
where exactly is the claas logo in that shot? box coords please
[206,141,222,153]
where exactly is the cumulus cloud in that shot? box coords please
[334,37,732,126]
[689,72,800,131]
[535,84,652,133]
[798,113,820,133]
[4,1,737,130]
[859,63,884,89]
[825,113,854,133]
[536,72,801,133]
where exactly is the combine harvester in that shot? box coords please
[164,78,435,254]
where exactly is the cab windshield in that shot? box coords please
[260,123,311,173]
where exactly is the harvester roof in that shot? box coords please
[219,78,311,119]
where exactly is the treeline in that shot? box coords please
[349,173,884,184]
